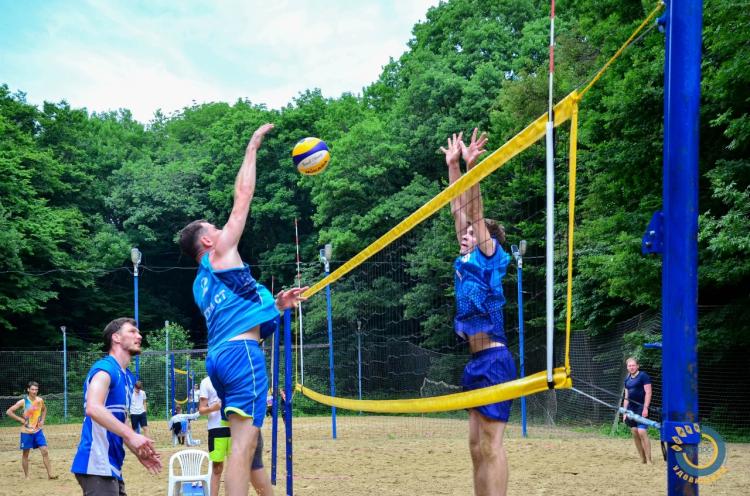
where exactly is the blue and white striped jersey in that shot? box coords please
[71,355,134,480]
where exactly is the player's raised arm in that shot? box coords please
[214,123,275,260]
[461,129,494,257]
[441,132,469,246]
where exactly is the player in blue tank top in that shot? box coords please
[442,128,516,496]
[179,123,307,496]
[71,318,161,494]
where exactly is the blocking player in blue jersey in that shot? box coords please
[442,128,515,496]
[71,318,161,495]
[179,123,306,496]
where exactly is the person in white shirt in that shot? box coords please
[199,376,272,496]
[129,380,149,436]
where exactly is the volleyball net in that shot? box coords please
[292,92,581,415]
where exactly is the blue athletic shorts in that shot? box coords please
[461,346,516,422]
[20,430,47,450]
[206,339,269,428]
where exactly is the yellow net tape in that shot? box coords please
[174,368,188,375]
[297,96,580,413]
[298,368,571,414]
[579,2,665,98]
[174,397,188,405]
[303,91,579,299]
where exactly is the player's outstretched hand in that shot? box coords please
[461,128,488,169]
[137,450,162,475]
[247,123,274,151]
[440,132,463,168]
[275,287,309,311]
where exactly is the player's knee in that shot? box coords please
[213,462,224,475]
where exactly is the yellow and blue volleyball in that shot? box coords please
[292,137,330,175]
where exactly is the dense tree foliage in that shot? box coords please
[0,0,746,364]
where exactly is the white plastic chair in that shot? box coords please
[167,449,212,496]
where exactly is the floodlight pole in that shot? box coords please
[131,247,142,380]
[320,244,337,439]
[165,320,170,420]
[60,326,68,421]
[512,242,528,437]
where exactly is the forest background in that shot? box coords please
[0,0,747,371]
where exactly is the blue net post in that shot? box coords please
[271,321,280,485]
[61,326,68,421]
[325,278,337,439]
[512,244,527,437]
[662,0,702,493]
[284,309,294,495]
[517,262,527,438]
[186,356,191,413]
[170,353,175,416]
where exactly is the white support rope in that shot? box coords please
[571,386,660,429]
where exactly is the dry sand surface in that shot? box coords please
[0,416,747,495]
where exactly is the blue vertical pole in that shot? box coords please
[357,321,362,405]
[283,309,294,496]
[61,326,68,421]
[517,264,527,438]
[662,0,701,494]
[325,279,337,439]
[186,357,191,413]
[170,353,175,416]
[271,321,280,485]
[134,269,140,380]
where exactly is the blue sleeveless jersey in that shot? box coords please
[71,355,134,479]
[193,254,279,349]
[454,239,511,344]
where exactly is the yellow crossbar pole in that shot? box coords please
[297,368,571,414]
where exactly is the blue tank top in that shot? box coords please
[454,239,511,344]
[193,253,279,349]
[71,355,134,479]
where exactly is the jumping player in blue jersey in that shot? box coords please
[442,128,515,496]
[179,123,306,496]
[71,318,161,495]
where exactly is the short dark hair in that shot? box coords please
[484,219,506,244]
[26,381,39,390]
[103,317,137,352]
[179,219,208,261]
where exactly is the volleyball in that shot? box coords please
[292,137,330,175]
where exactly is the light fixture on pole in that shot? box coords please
[131,247,142,379]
